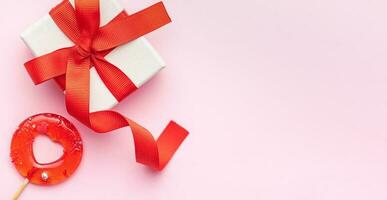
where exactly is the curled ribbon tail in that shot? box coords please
[89,111,189,170]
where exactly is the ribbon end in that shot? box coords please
[156,121,189,170]
[155,1,172,23]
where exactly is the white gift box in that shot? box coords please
[21,0,166,112]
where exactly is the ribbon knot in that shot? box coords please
[75,37,93,58]
[24,0,188,170]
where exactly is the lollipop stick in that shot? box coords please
[12,178,29,200]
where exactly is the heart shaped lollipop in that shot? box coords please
[10,113,83,199]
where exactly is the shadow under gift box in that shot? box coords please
[21,0,166,112]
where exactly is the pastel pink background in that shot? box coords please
[1,0,387,199]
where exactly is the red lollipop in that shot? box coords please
[10,114,83,199]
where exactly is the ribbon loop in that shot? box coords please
[75,0,100,36]
[25,48,72,84]
[92,2,172,51]
[49,1,80,44]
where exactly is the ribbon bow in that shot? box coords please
[24,0,188,170]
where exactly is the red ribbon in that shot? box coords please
[24,0,188,170]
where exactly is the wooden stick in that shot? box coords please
[12,178,29,200]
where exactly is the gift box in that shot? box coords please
[21,0,166,112]
[22,0,188,170]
